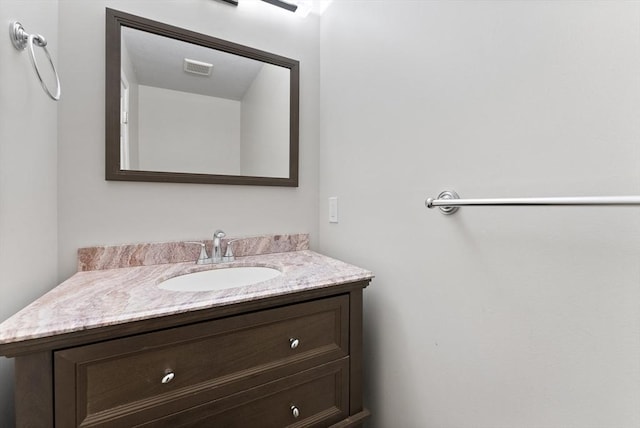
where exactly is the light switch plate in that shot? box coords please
[329,197,338,223]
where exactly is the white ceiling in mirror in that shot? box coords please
[122,27,264,100]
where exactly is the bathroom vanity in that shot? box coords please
[0,235,372,427]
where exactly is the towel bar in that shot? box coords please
[425,190,640,215]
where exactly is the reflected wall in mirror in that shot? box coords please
[106,8,299,186]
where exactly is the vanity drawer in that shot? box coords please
[54,295,349,427]
[139,358,349,428]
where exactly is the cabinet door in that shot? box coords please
[139,358,349,428]
[54,295,349,427]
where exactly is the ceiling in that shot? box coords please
[122,26,265,100]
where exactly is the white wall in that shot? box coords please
[241,63,290,177]
[0,1,59,426]
[57,0,320,280]
[319,1,640,427]
[137,85,241,174]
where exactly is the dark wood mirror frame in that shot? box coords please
[105,8,299,186]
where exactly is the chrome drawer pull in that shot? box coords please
[289,338,300,349]
[290,405,300,418]
[161,372,175,384]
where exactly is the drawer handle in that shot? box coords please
[290,405,300,418]
[289,338,300,349]
[161,372,175,384]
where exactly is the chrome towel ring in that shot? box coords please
[9,21,61,101]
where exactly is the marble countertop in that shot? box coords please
[0,250,373,347]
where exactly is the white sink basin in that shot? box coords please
[158,266,281,292]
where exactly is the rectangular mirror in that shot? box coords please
[106,8,299,186]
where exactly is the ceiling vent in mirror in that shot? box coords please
[183,58,213,76]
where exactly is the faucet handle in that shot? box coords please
[185,241,209,265]
[214,230,226,239]
[223,240,236,262]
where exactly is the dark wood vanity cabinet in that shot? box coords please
[7,281,370,427]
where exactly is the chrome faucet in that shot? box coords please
[212,229,226,263]
[186,230,227,264]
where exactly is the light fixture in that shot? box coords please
[261,0,298,13]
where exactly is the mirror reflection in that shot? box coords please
[121,28,290,177]
[106,8,299,186]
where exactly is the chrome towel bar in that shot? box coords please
[425,190,640,215]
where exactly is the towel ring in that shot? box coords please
[9,21,61,101]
